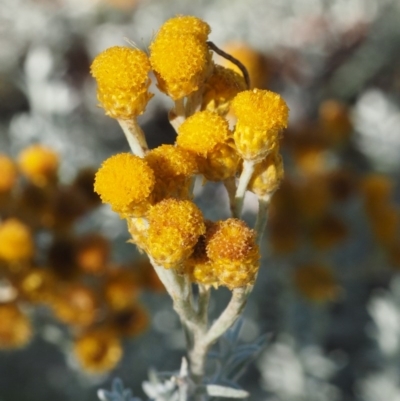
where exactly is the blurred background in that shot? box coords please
[1,0,400,400]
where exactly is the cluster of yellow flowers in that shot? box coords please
[0,146,162,373]
[91,15,289,290]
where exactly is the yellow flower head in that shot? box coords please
[197,142,240,182]
[158,15,211,41]
[146,199,205,268]
[74,328,122,373]
[293,263,339,303]
[206,218,259,289]
[90,46,153,119]
[127,217,149,252]
[150,32,211,100]
[0,219,34,262]
[248,147,284,197]
[202,64,246,116]
[232,89,289,161]
[177,110,231,157]
[184,220,219,286]
[0,154,18,193]
[94,153,155,216]
[18,145,59,186]
[0,303,32,349]
[145,145,197,200]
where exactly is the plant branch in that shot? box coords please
[117,118,148,157]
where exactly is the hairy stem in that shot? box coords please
[118,118,148,157]
[254,194,272,244]
[234,159,255,218]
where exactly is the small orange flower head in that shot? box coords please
[248,148,284,197]
[206,219,260,289]
[109,303,149,337]
[76,233,110,274]
[74,328,122,373]
[18,145,59,186]
[150,18,212,100]
[232,89,289,161]
[177,110,231,157]
[0,219,34,262]
[146,199,205,268]
[293,263,339,303]
[0,154,18,193]
[104,268,139,311]
[0,303,32,349]
[18,268,56,304]
[94,153,155,216]
[202,64,246,116]
[91,46,153,119]
[52,284,98,327]
[145,145,197,201]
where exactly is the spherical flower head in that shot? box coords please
[146,199,205,268]
[18,145,59,186]
[150,33,211,100]
[94,153,155,217]
[0,154,18,193]
[0,219,34,262]
[91,46,153,119]
[104,268,139,311]
[197,142,240,182]
[177,110,231,157]
[294,263,339,303]
[76,233,110,274]
[53,284,98,327]
[74,328,122,373]
[206,219,259,289]
[158,15,211,41]
[145,145,197,200]
[248,147,284,197]
[19,268,56,304]
[232,89,289,161]
[202,64,246,116]
[109,303,149,337]
[0,303,32,349]
[184,220,219,286]
[127,217,149,252]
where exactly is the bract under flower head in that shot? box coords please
[150,33,211,100]
[206,218,259,289]
[177,110,231,157]
[232,89,289,161]
[248,148,284,197]
[18,145,59,186]
[0,219,34,262]
[158,15,211,41]
[94,153,155,216]
[146,199,205,268]
[90,46,153,119]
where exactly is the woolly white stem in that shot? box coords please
[254,194,272,244]
[118,119,148,157]
[234,159,255,218]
